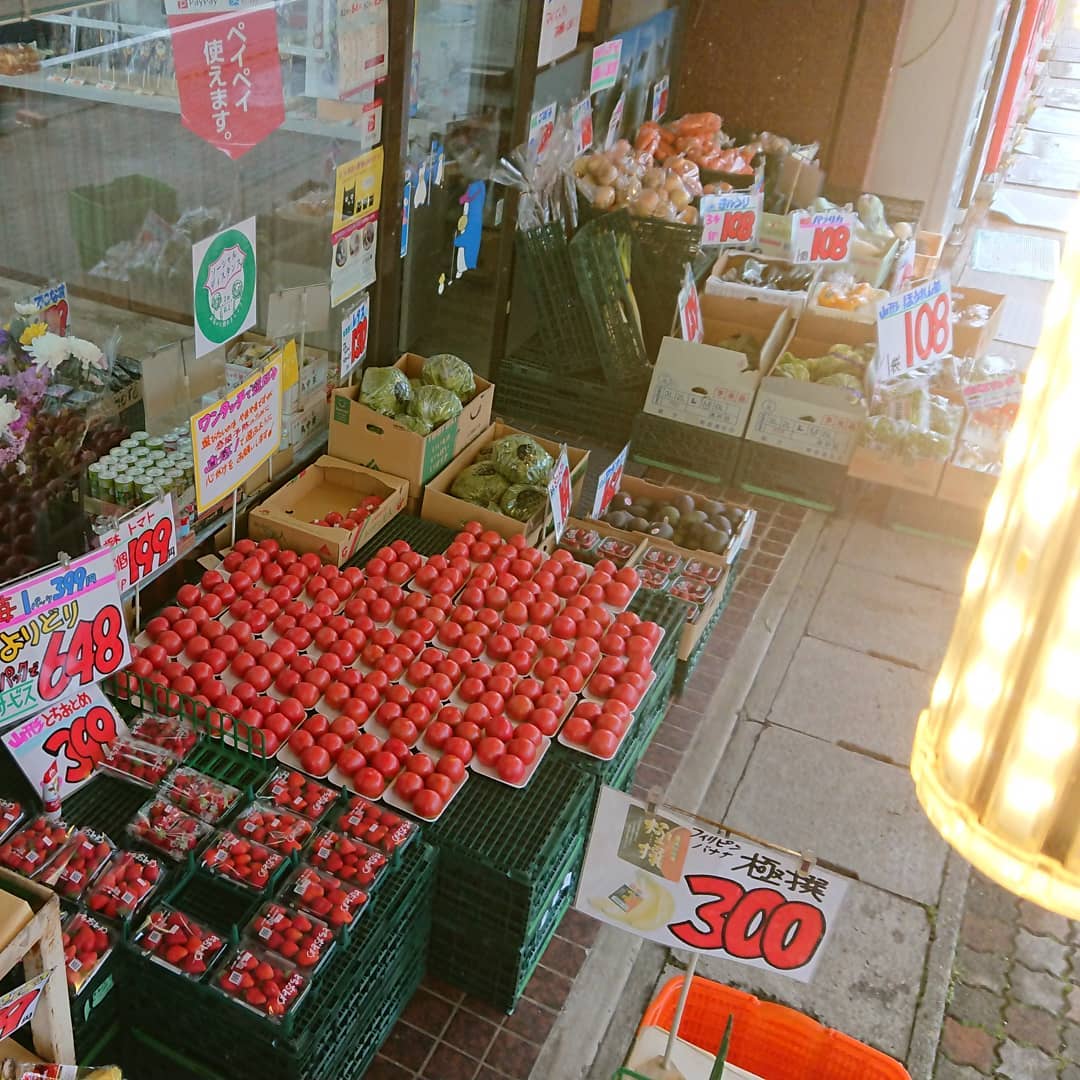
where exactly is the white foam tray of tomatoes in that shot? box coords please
[382,751,469,820]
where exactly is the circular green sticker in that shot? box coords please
[195,228,257,345]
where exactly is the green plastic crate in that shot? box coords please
[736,440,848,512]
[347,512,458,567]
[182,738,276,791]
[631,411,743,488]
[69,174,178,270]
[55,772,150,845]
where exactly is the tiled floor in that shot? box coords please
[366,472,808,1080]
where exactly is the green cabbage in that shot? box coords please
[491,435,553,485]
[361,367,411,417]
[500,484,548,522]
[775,360,810,381]
[818,373,864,401]
[409,384,463,428]
[451,461,510,506]
[396,414,433,435]
[422,353,476,402]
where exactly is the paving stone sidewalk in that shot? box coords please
[935,873,1080,1080]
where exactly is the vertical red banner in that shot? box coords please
[168,6,285,160]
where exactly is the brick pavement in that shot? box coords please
[935,873,1080,1080]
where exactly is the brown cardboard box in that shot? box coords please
[952,286,1006,359]
[0,888,33,952]
[938,462,997,511]
[328,355,494,501]
[644,297,793,438]
[847,444,945,496]
[590,474,755,567]
[248,456,407,564]
[705,252,817,312]
[422,423,589,543]
[744,318,874,466]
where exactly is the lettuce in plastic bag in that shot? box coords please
[491,435,553,485]
[775,360,810,381]
[396,414,433,435]
[422,353,476,402]
[451,461,510,506]
[500,484,548,522]
[409,384,463,428]
[361,367,411,417]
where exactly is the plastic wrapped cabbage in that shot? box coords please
[491,435,553,485]
[861,414,905,451]
[409,384,463,428]
[929,396,962,439]
[807,353,863,381]
[818,373,864,401]
[775,360,810,381]
[500,484,548,522]
[361,367,411,417]
[422,353,476,402]
[451,462,510,506]
[396,414,433,435]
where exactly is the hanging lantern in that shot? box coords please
[911,203,1080,917]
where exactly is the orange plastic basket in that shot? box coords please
[639,976,911,1080]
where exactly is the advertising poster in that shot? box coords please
[331,147,383,306]
[537,0,582,67]
[305,0,388,100]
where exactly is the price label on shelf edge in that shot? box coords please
[0,547,131,729]
[875,274,953,382]
[789,210,857,264]
[548,446,572,544]
[701,192,763,248]
[99,493,178,594]
[2,685,127,799]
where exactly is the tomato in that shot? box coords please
[412,789,444,819]
[588,728,619,758]
[406,754,435,778]
[353,767,385,799]
[395,771,425,801]
[426,773,454,800]
[454,721,482,746]
[424,722,452,750]
[370,751,401,779]
[506,695,534,723]
[436,755,466,783]
[506,737,537,766]
[496,755,527,784]
[442,736,473,764]
[596,712,628,736]
[562,717,592,745]
[485,714,514,742]
[389,717,419,746]
[300,746,332,776]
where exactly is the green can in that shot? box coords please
[97,469,116,502]
[87,462,104,498]
[137,476,162,501]
[113,472,136,507]
[130,430,150,445]
[148,450,168,465]
[120,438,139,452]
[146,436,165,452]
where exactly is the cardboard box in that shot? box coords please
[847,444,945,496]
[328,355,494,501]
[643,297,793,438]
[744,320,874,466]
[952,286,1006,359]
[248,456,407,564]
[422,423,589,543]
[0,888,33,952]
[704,253,817,312]
[806,281,887,325]
[938,462,997,511]
[282,390,328,450]
[227,335,327,415]
[589,474,756,568]
[914,230,945,279]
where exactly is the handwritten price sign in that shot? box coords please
[547,447,572,544]
[593,443,629,518]
[0,972,50,1041]
[790,210,856,264]
[0,547,130,728]
[578,788,848,981]
[99,493,177,594]
[875,275,953,381]
[678,265,704,344]
[3,685,126,798]
[701,192,762,248]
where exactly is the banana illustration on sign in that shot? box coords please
[590,872,675,931]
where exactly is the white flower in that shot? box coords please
[66,337,106,372]
[14,301,38,317]
[27,332,68,373]
[0,400,18,443]
[15,460,27,476]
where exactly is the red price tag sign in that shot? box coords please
[547,446,572,544]
[3,686,128,798]
[790,210,856,264]
[875,275,953,381]
[0,973,49,1041]
[678,266,704,344]
[100,493,178,594]
[701,192,762,248]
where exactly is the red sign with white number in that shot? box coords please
[790,210,856,264]
[875,275,953,381]
[169,7,285,160]
[0,548,131,729]
[547,447,572,544]
[2,685,127,798]
[577,788,848,982]
[100,494,178,594]
[0,972,49,1041]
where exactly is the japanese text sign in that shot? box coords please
[678,266,703,344]
[331,150,382,307]
[192,216,257,359]
[333,146,384,233]
[191,350,285,509]
[0,972,51,1042]
[572,97,593,156]
[701,192,763,248]
[548,446,572,544]
[963,372,1023,414]
[790,210,857,264]
[169,7,284,159]
[529,103,558,156]
[578,788,848,981]
[875,275,953,381]
[22,282,69,334]
[592,443,629,518]
[651,75,669,122]
[604,92,625,151]
[340,293,370,379]
[3,685,127,800]
[0,548,131,729]
[538,0,582,67]
[590,39,622,95]
[98,494,178,595]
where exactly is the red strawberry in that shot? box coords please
[85,850,163,920]
[334,797,415,856]
[133,906,225,977]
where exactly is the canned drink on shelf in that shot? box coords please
[137,477,163,502]
[97,469,116,502]
[148,450,168,464]
[130,430,150,445]
[87,462,104,498]
[113,473,136,507]
[146,437,165,453]
[119,438,139,453]
[163,433,179,453]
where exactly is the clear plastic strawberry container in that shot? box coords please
[214,943,310,1023]
[161,767,242,825]
[84,849,165,921]
[282,864,369,931]
[129,713,198,760]
[257,768,338,822]
[246,901,335,974]
[127,798,211,861]
[0,816,69,877]
[333,796,416,857]
[199,830,286,893]
[38,828,114,900]
[232,802,314,856]
[61,911,113,996]
[308,829,389,889]
[100,736,176,788]
[131,904,227,980]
